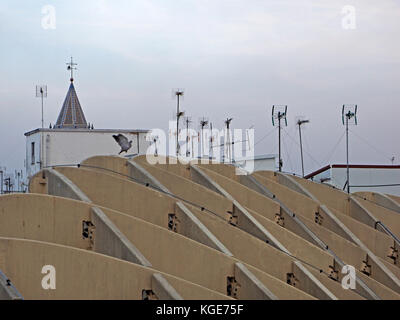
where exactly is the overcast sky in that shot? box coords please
[0,0,399,176]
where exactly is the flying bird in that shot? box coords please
[112,134,132,154]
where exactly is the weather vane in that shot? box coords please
[66,57,77,82]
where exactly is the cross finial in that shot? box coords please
[66,57,77,82]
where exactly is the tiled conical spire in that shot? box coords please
[55,57,87,129]
[55,82,87,128]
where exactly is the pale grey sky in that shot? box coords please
[0,0,399,175]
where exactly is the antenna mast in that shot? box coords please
[272,105,287,172]
[35,85,47,128]
[0,169,3,195]
[224,118,233,163]
[297,118,310,177]
[199,117,209,158]
[173,89,184,156]
[184,116,192,157]
[209,122,213,160]
[342,104,358,194]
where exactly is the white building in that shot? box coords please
[235,154,277,173]
[25,75,151,181]
[305,164,400,196]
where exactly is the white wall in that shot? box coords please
[25,133,42,179]
[25,130,151,180]
[236,157,277,173]
[253,158,277,172]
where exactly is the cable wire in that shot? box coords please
[282,127,322,168]
[349,128,394,163]
[322,131,345,165]
[254,127,277,146]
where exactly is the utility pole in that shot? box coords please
[297,119,309,177]
[272,105,287,172]
[342,104,358,194]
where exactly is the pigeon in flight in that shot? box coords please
[112,134,132,154]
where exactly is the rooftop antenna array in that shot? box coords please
[296,117,310,177]
[272,105,287,172]
[172,89,185,156]
[35,85,47,128]
[342,104,358,194]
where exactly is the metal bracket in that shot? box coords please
[142,289,157,300]
[286,273,299,287]
[387,246,398,264]
[227,210,238,227]
[227,276,240,298]
[82,220,95,249]
[361,257,372,276]
[274,212,285,227]
[168,213,180,233]
[315,212,324,225]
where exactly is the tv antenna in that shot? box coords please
[296,117,310,177]
[173,89,184,156]
[342,104,358,194]
[272,105,287,172]
[35,85,47,128]
[66,56,77,82]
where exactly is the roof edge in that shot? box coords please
[305,164,400,179]
[24,128,150,136]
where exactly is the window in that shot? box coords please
[31,142,35,165]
